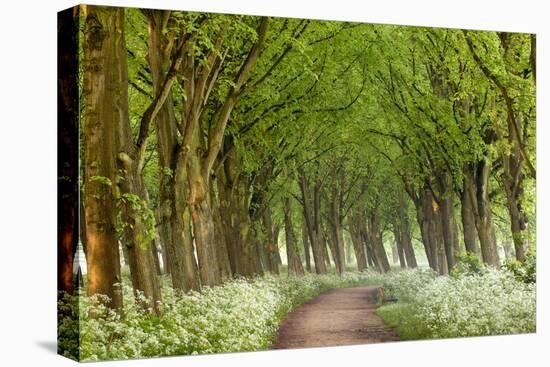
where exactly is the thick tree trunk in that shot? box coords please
[187,150,222,286]
[283,198,305,276]
[466,163,500,267]
[117,166,163,312]
[58,6,79,296]
[146,10,200,293]
[82,5,124,310]
[108,11,162,313]
[416,189,440,272]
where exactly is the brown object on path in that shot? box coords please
[273,285,399,349]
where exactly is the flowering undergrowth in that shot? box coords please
[376,268,536,340]
[58,267,536,361]
[58,271,378,361]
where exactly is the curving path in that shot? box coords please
[273,285,399,349]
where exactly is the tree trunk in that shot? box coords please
[283,198,305,276]
[437,174,459,271]
[345,235,353,265]
[349,216,368,271]
[417,189,440,272]
[298,169,327,274]
[82,5,124,310]
[398,194,417,268]
[328,190,346,274]
[146,10,200,293]
[460,180,479,255]
[369,214,390,273]
[439,194,459,271]
[58,6,79,296]
[393,226,406,268]
[151,238,162,275]
[466,163,500,267]
[301,216,312,272]
[108,11,162,314]
[211,184,233,281]
[261,208,280,274]
[187,148,221,286]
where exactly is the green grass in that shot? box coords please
[376,303,431,340]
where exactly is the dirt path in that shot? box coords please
[273,285,399,349]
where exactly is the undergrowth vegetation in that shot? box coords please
[58,272,378,361]
[58,263,536,361]
[377,264,536,340]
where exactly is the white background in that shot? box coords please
[0,0,547,365]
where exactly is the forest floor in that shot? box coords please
[272,285,400,349]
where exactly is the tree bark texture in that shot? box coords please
[82,5,124,310]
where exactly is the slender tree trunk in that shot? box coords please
[274,226,282,266]
[261,208,280,274]
[460,180,479,255]
[369,213,390,273]
[437,174,459,271]
[435,212,448,275]
[283,198,305,276]
[398,194,417,268]
[417,189,439,272]
[82,5,124,310]
[393,226,406,268]
[298,170,327,274]
[301,216,312,272]
[211,184,233,281]
[345,236,353,265]
[439,194,459,271]
[150,238,162,275]
[349,216,368,271]
[328,190,346,274]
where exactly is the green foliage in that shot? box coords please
[116,193,156,249]
[88,175,112,187]
[503,251,536,284]
[450,252,487,277]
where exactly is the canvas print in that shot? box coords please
[57,4,536,362]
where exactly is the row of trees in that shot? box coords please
[58,6,536,314]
